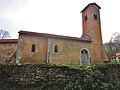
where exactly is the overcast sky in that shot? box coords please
[0,0,120,43]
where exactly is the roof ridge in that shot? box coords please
[0,39,18,43]
[19,30,92,42]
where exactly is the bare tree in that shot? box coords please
[0,29,11,39]
[104,42,116,58]
[104,32,120,58]
[110,32,120,50]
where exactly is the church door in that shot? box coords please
[80,49,90,65]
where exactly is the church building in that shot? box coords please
[15,3,108,65]
[0,3,108,65]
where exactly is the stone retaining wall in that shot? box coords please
[0,64,120,90]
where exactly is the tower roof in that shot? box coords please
[81,2,101,12]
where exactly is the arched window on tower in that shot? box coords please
[93,14,97,20]
[85,15,87,21]
[54,45,58,53]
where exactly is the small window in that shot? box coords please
[81,49,88,53]
[93,14,97,20]
[85,15,87,21]
[54,45,58,53]
[31,44,36,52]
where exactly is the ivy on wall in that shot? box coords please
[0,63,120,90]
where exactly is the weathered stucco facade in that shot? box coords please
[47,38,91,64]
[17,33,48,64]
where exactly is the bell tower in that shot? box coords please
[81,3,108,63]
[81,2,102,43]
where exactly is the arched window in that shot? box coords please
[93,14,97,20]
[31,44,36,52]
[85,15,87,21]
[54,45,58,53]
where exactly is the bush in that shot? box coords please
[0,63,120,90]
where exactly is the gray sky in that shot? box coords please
[0,0,120,43]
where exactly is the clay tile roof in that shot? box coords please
[110,55,120,59]
[19,30,92,42]
[0,39,18,43]
[81,2,101,12]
